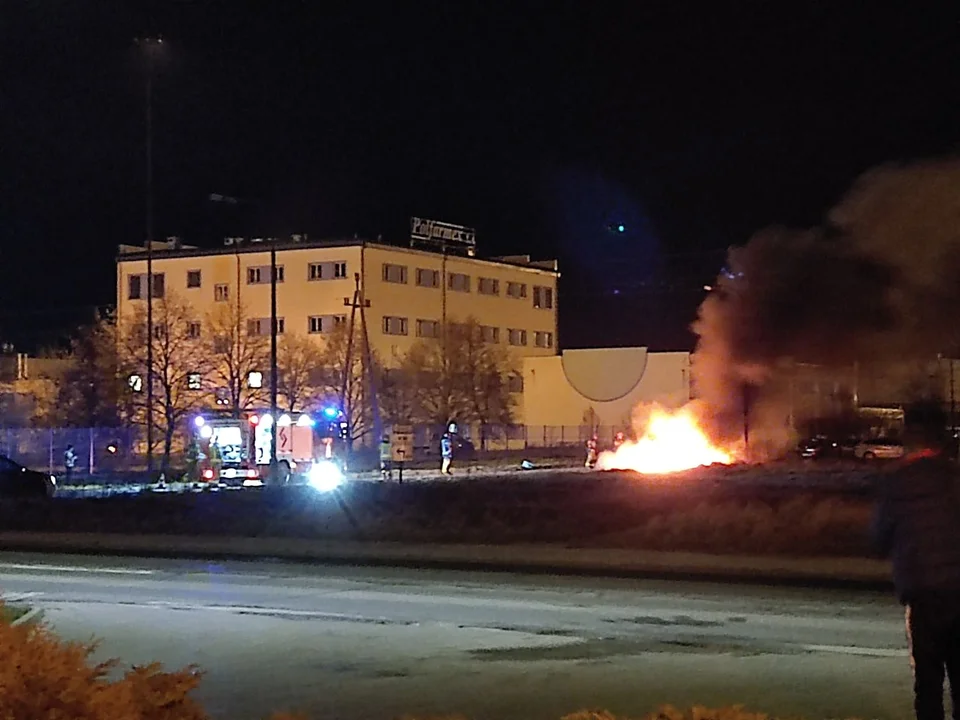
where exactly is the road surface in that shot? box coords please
[0,554,913,720]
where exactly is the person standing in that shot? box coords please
[585,435,598,468]
[874,420,960,720]
[440,433,453,475]
[63,444,77,482]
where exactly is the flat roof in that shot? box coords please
[117,238,559,275]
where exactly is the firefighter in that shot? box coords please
[380,435,393,481]
[613,431,626,451]
[207,440,222,483]
[185,436,200,483]
[63,444,78,482]
[440,433,454,475]
[585,436,598,469]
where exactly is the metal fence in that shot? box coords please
[0,424,627,472]
[0,427,141,475]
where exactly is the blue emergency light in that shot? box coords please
[323,406,339,419]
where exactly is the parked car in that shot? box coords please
[854,438,905,461]
[0,454,57,498]
[797,435,858,460]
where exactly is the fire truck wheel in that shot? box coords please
[278,460,291,484]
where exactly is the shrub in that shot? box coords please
[0,606,302,720]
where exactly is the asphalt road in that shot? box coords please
[0,554,913,720]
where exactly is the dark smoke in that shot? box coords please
[691,157,960,456]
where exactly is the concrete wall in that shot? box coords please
[522,348,691,428]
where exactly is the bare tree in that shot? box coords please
[377,361,419,426]
[205,303,269,415]
[406,317,518,439]
[277,332,323,412]
[316,322,381,446]
[54,309,124,427]
[120,293,213,468]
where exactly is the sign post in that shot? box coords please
[390,425,414,484]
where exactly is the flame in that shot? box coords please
[596,404,734,474]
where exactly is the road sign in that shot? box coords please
[390,425,414,463]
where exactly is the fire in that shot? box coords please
[596,405,734,474]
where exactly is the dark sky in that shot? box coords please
[3,2,958,352]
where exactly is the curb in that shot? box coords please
[0,532,894,590]
[11,607,44,627]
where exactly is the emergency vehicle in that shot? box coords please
[248,407,349,483]
[193,414,261,487]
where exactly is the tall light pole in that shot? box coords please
[137,35,163,473]
[270,240,279,482]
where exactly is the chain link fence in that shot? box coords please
[0,427,141,475]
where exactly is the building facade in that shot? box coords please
[116,237,559,418]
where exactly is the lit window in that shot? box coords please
[187,373,202,390]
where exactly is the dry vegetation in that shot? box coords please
[0,473,876,557]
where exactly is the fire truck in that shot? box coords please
[248,407,349,484]
[193,414,262,487]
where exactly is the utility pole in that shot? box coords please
[269,240,279,482]
[137,35,163,473]
[341,273,382,451]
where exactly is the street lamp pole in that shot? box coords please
[138,35,163,472]
[270,241,279,481]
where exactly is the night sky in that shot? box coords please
[3,3,958,352]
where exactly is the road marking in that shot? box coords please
[1,591,43,602]
[0,563,154,576]
[802,643,906,658]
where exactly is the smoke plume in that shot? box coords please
[691,157,960,457]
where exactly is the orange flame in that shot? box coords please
[596,405,734,474]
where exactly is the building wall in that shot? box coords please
[116,241,558,368]
[522,348,691,428]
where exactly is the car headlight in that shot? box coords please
[308,460,343,492]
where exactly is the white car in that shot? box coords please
[854,438,904,460]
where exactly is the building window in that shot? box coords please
[534,331,553,348]
[448,273,470,292]
[309,261,348,281]
[480,325,500,343]
[416,319,440,338]
[214,284,229,302]
[416,268,439,288]
[507,374,524,393]
[506,281,527,299]
[308,314,346,334]
[478,277,500,296]
[382,263,408,284]
[187,372,202,390]
[382,316,408,336]
[127,273,165,299]
[247,266,283,284]
[187,321,202,340]
[247,318,283,336]
[212,335,230,353]
[533,285,554,309]
[128,275,142,300]
[508,328,527,346]
[186,270,202,289]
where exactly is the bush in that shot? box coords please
[0,606,304,720]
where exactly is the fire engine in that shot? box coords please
[193,414,261,487]
[248,407,349,486]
